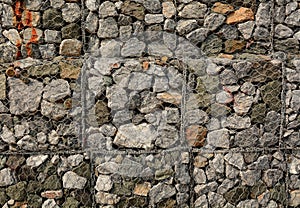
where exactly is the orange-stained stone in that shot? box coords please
[59,62,81,79]
[142,61,149,70]
[157,92,182,105]
[41,190,63,199]
[218,53,234,59]
[212,2,234,14]
[186,125,207,147]
[133,182,151,196]
[226,7,254,24]
[225,40,246,53]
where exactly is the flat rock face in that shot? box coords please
[113,123,156,149]
[8,78,43,115]
[0,168,15,187]
[62,171,87,189]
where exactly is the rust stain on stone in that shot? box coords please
[14,0,24,59]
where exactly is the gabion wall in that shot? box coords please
[0,0,299,207]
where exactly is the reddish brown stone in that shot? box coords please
[225,40,246,53]
[212,2,234,14]
[186,125,207,147]
[41,190,63,199]
[226,7,254,24]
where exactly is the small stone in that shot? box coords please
[1,4,14,27]
[207,129,230,148]
[43,9,64,29]
[212,2,234,14]
[145,14,164,24]
[86,0,100,11]
[114,123,156,149]
[42,199,58,208]
[224,152,245,170]
[157,91,182,105]
[121,1,145,20]
[95,100,110,126]
[59,61,81,79]
[256,3,271,26]
[176,20,198,35]
[100,39,121,57]
[1,125,15,144]
[253,27,270,40]
[274,38,299,53]
[62,171,87,189]
[204,13,226,31]
[3,29,22,46]
[186,28,209,45]
[260,81,282,112]
[50,0,64,8]
[44,30,61,43]
[194,168,207,184]
[233,92,254,115]
[95,175,113,191]
[8,78,43,115]
[85,12,98,33]
[223,115,251,129]
[219,25,238,40]
[208,192,226,207]
[127,72,153,91]
[26,155,48,168]
[61,3,81,23]
[291,90,300,112]
[0,74,5,100]
[224,185,249,205]
[216,91,233,104]
[201,35,222,55]
[238,21,255,39]
[289,156,300,174]
[121,37,146,57]
[43,79,70,102]
[186,125,207,147]
[224,40,246,53]
[41,190,63,199]
[155,124,179,148]
[226,7,254,24]
[61,23,81,39]
[235,126,259,147]
[6,181,26,201]
[162,2,176,18]
[95,191,120,205]
[285,10,300,27]
[262,169,283,187]
[62,197,79,207]
[0,168,15,187]
[290,190,300,207]
[41,101,68,121]
[59,39,82,56]
[179,2,207,18]
[99,1,117,18]
[275,24,293,38]
[134,182,151,196]
[149,183,176,205]
[67,154,83,167]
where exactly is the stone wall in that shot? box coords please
[0,0,299,207]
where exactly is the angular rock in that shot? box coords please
[99,1,117,18]
[41,100,68,120]
[121,1,145,20]
[62,171,87,189]
[233,92,254,115]
[3,29,22,46]
[0,74,5,100]
[226,7,254,24]
[179,2,207,18]
[260,81,282,112]
[256,3,271,26]
[176,20,198,36]
[201,35,222,55]
[186,125,207,147]
[204,13,225,31]
[61,3,81,23]
[44,30,61,43]
[274,38,299,54]
[114,123,156,149]
[134,182,151,196]
[17,135,38,151]
[162,2,176,18]
[223,115,251,129]
[285,10,300,27]
[95,175,113,191]
[207,129,230,148]
[26,155,48,168]
[61,23,81,39]
[0,42,17,63]
[43,9,64,29]
[8,78,43,115]
[145,14,164,24]
[86,0,100,11]
[157,91,181,105]
[290,190,300,207]
[235,126,259,147]
[275,24,293,38]
[85,12,98,33]
[43,79,70,102]
[1,4,14,27]
[95,191,120,205]
[238,21,255,40]
[0,168,15,187]
[224,185,249,205]
[291,90,300,112]
[225,40,246,53]
[6,181,26,201]
[127,72,153,91]
[59,39,82,56]
[208,192,226,207]
[1,125,15,144]
[121,37,146,57]
[212,2,234,14]
[149,183,176,205]
[262,169,283,187]
[155,125,179,148]
[186,28,209,45]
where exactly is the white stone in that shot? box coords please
[26,155,48,168]
[95,175,113,191]
[42,199,59,208]
[67,154,84,167]
[0,168,15,187]
[63,171,87,189]
[1,125,15,144]
[61,3,81,23]
[3,29,21,46]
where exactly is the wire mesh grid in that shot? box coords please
[0,0,299,207]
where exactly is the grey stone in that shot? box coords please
[224,152,245,170]
[256,3,271,26]
[43,79,70,102]
[164,19,176,31]
[43,9,64,29]
[0,102,8,113]
[208,192,226,208]
[274,6,285,23]
[260,132,278,147]
[194,195,208,208]
[155,125,179,148]
[186,109,209,125]
[1,4,13,27]
[176,20,198,35]
[23,28,43,43]
[95,175,113,191]
[234,126,259,147]
[120,1,145,20]
[294,31,300,40]
[97,17,118,38]
[233,92,254,115]
[194,182,218,195]
[145,14,164,24]
[224,185,249,205]
[265,111,280,132]
[59,39,82,56]
[85,12,98,33]
[262,169,283,187]
[179,2,207,18]
[241,82,256,95]
[61,3,81,23]
[253,27,270,40]
[201,35,222,55]
[241,170,261,186]
[194,168,207,184]
[44,30,61,43]
[275,24,293,38]
[0,42,17,63]
[107,86,128,110]
[0,74,5,100]
[274,38,299,53]
[62,171,87,189]
[100,39,121,57]
[149,183,176,205]
[237,200,259,208]
[289,156,300,174]
[217,179,235,195]
[204,13,226,31]
[289,190,300,207]
[162,1,176,18]
[0,168,15,187]
[113,123,156,149]
[88,75,112,97]
[42,199,59,208]
[17,135,38,151]
[0,125,15,144]
[48,130,59,145]
[285,10,300,26]
[50,0,64,9]
[153,76,169,92]
[207,129,230,148]
[176,39,201,58]
[26,155,48,168]
[112,109,132,127]
[291,90,300,111]
[8,78,43,115]
[121,37,146,57]
[99,1,117,18]
[286,2,298,15]
[219,25,238,40]
[127,72,153,91]
[2,29,22,45]
[186,28,209,44]
[223,115,251,129]
[41,100,68,121]
[39,44,56,59]
[86,0,100,11]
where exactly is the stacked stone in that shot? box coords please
[93,151,190,207]
[0,58,82,152]
[0,0,82,62]
[0,153,91,207]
